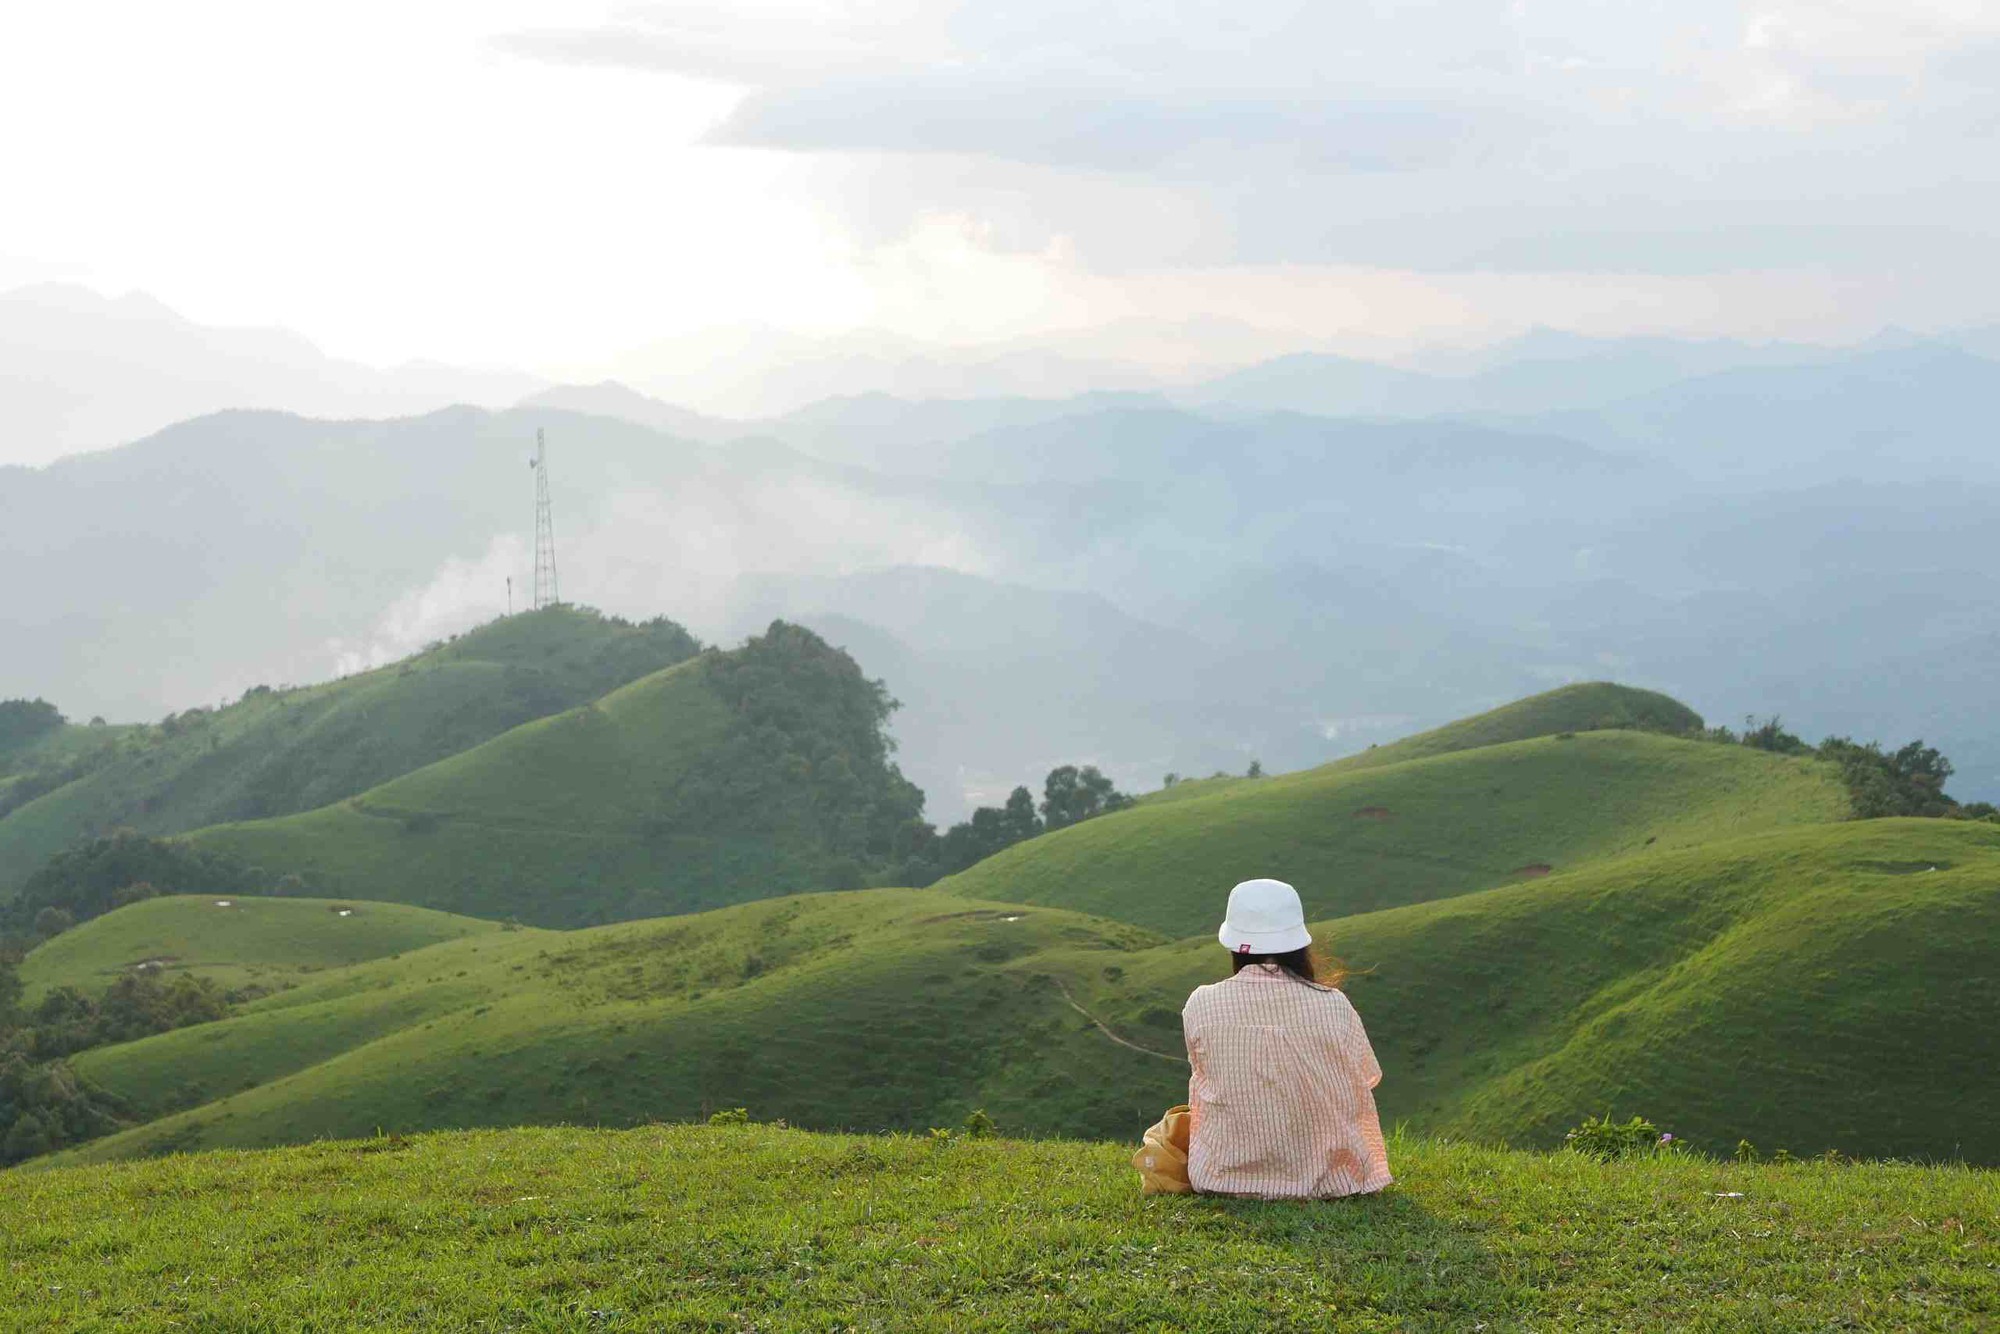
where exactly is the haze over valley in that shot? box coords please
[7,286,1998,815]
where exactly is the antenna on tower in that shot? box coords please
[529,428,560,610]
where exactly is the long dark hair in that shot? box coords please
[1229,945,1348,990]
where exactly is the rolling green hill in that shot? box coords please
[1326,681,1705,773]
[1069,817,2000,1164]
[940,724,1850,937]
[16,894,498,1002]
[49,815,2000,1168]
[181,623,929,926]
[0,607,700,895]
[0,716,142,782]
[1130,683,1704,812]
[19,680,1995,1176]
[55,888,1169,1161]
[7,1124,1994,1332]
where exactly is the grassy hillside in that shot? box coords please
[1073,817,2000,1164]
[1128,683,1700,812]
[17,680,1991,1175]
[1328,681,1705,773]
[0,717,142,780]
[52,817,2000,1168]
[183,623,928,926]
[6,1125,1995,1331]
[56,889,1168,1160]
[940,728,1850,937]
[0,607,700,894]
[16,894,498,1002]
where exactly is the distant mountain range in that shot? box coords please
[0,284,542,465]
[8,294,2000,810]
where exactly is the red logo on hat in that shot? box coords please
[1236,943,1251,953]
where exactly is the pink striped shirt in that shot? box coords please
[1182,963,1393,1199]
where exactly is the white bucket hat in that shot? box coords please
[1217,878,1312,955]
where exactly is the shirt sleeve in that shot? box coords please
[1337,993,1383,1089]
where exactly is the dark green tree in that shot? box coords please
[1818,737,1956,818]
[0,698,64,753]
[999,786,1042,843]
[31,907,74,941]
[0,950,21,1028]
[1040,765,1132,831]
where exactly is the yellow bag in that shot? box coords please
[1133,1104,1193,1195]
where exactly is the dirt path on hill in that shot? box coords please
[1047,977,1188,1065]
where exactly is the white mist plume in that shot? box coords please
[327,534,528,675]
[331,467,990,674]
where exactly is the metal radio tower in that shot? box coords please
[530,428,560,609]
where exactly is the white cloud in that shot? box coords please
[8,0,2000,400]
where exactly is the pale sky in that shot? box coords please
[7,0,2000,378]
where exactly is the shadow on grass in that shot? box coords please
[1162,1186,1512,1329]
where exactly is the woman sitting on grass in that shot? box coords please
[1181,878,1392,1199]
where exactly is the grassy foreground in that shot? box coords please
[4,1124,1994,1332]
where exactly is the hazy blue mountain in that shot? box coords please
[1516,343,2000,483]
[7,394,1997,822]
[517,382,740,443]
[1182,330,1838,420]
[719,566,1322,818]
[0,284,542,465]
[1175,351,1440,417]
[0,406,911,721]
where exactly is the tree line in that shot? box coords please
[906,763,1135,882]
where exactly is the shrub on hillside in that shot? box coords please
[1563,1113,1682,1161]
[1817,738,1956,818]
[1739,716,1812,756]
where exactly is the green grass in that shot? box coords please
[53,889,1171,1157]
[16,894,499,1002]
[1074,818,2000,1164]
[1131,684,1701,810]
[186,659,820,925]
[50,817,2000,1167]
[0,719,143,782]
[1325,681,1706,774]
[5,1124,1994,1331]
[18,681,1994,1179]
[941,728,1850,937]
[183,625,922,927]
[0,607,698,895]
[1135,773,1258,806]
